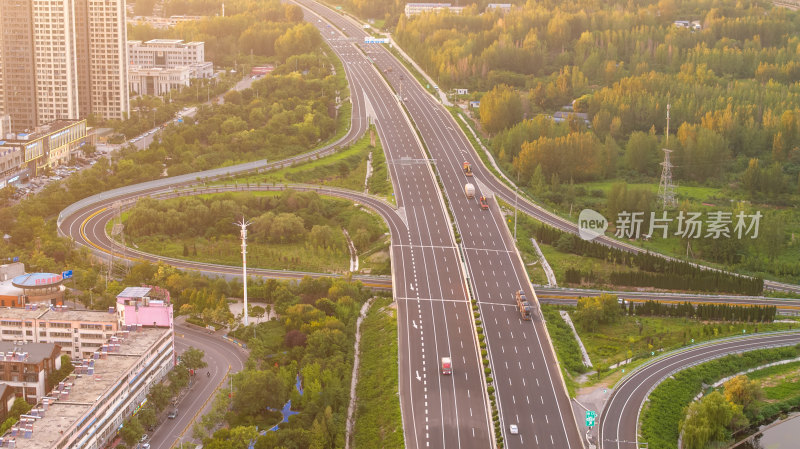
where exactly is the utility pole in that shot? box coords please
[235,218,252,325]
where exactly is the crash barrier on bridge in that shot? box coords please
[57,159,268,229]
[58,103,365,233]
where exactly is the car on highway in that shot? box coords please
[509,424,519,435]
[479,196,489,210]
[168,408,178,419]
[441,357,452,375]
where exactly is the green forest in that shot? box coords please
[129,0,312,67]
[122,191,388,273]
[384,0,800,283]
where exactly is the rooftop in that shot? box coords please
[4,327,171,449]
[11,273,63,288]
[0,341,58,364]
[0,307,117,323]
[117,286,152,299]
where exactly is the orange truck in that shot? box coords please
[463,161,473,176]
[516,289,532,320]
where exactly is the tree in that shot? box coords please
[120,416,144,447]
[180,347,208,371]
[250,305,266,319]
[723,375,762,412]
[680,391,746,449]
[529,164,546,196]
[233,370,289,415]
[480,84,523,135]
[147,383,172,412]
[624,131,659,176]
[138,406,157,429]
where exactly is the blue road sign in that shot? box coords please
[62,270,73,279]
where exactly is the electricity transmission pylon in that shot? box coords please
[658,104,677,209]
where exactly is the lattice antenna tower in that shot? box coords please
[658,103,677,209]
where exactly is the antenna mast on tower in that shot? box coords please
[235,217,252,326]
[658,103,677,209]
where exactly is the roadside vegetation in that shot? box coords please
[120,190,388,274]
[381,0,800,284]
[352,297,404,449]
[231,125,393,201]
[542,301,800,387]
[193,276,375,448]
[640,345,800,449]
[508,207,763,295]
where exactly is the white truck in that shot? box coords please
[464,183,475,199]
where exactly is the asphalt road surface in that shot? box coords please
[146,322,248,449]
[599,331,800,449]
[296,2,583,448]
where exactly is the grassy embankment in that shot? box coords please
[352,297,404,448]
[541,304,800,389]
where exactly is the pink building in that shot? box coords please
[116,286,173,328]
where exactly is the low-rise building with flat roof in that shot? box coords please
[0,306,119,359]
[0,326,174,448]
[0,341,62,404]
[116,286,173,329]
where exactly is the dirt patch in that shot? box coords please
[367,248,389,263]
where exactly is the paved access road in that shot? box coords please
[146,322,248,449]
[296,2,583,448]
[599,332,800,449]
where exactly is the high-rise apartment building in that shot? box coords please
[31,0,80,124]
[0,0,38,131]
[0,0,129,133]
[81,0,129,120]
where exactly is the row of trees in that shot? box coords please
[119,348,207,446]
[130,1,309,66]
[632,300,777,323]
[125,190,385,252]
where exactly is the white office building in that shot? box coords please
[404,3,464,17]
[127,39,213,96]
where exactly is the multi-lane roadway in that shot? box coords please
[296,2,584,447]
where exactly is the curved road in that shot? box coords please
[147,322,248,449]
[63,183,398,290]
[599,331,800,449]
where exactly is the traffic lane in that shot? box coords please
[148,324,247,449]
[600,332,800,449]
[479,304,570,449]
[393,50,584,449]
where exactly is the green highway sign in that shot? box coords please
[585,410,597,427]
